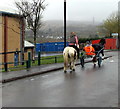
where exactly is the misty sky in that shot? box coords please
[0,0,119,22]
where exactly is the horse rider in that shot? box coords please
[83,41,97,64]
[69,32,79,59]
[83,41,95,56]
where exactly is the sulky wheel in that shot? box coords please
[80,57,84,68]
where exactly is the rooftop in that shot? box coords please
[0,11,22,18]
[24,41,34,48]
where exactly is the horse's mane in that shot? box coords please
[99,38,106,45]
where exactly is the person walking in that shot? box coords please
[69,32,79,58]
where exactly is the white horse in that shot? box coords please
[63,47,78,73]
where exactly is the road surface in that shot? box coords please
[2,51,118,107]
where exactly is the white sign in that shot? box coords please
[111,33,118,36]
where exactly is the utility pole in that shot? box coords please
[118,1,120,49]
[64,0,66,48]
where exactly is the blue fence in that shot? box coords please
[36,42,69,53]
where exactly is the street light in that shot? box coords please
[118,1,120,49]
[64,0,66,48]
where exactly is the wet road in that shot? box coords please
[2,51,118,107]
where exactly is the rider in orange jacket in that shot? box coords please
[83,41,95,56]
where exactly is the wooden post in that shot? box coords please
[38,51,41,65]
[4,63,8,72]
[55,57,57,63]
[28,52,31,68]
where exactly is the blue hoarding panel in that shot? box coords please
[36,42,69,53]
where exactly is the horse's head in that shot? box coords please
[99,38,106,46]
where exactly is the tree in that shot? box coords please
[15,0,47,60]
[101,12,118,37]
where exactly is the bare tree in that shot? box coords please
[15,0,47,59]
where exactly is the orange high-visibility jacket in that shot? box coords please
[84,45,95,55]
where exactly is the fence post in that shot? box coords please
[28,52,31,68]
[38,51,41,65]
[26,60,29,69]
[4,63,8,72]
[55,57,57,63]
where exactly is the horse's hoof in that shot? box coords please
[102,56,104,60]
[94,63,96,67]
[64,71,67,73]
[72,69,75,71]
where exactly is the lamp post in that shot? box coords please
[118,1,120,49]
[64,0,66,48]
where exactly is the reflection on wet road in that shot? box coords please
[2,52,118,107]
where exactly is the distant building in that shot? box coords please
[111,33,118,38]
[24,40,34,60]
[0,11,25,68]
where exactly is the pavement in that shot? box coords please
[1,63,64,83]
[1,51,114,83]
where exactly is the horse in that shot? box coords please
[92,44,104,57]
[63,47,78,73]
[92,38,106,58]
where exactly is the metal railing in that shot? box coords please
[0,51,63,72]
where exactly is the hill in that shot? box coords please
[25,20,102,43]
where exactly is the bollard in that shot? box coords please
[26,60,29,68]
[38,51,41,65]
[4,63,8,72]
[55,57,57,63]
[28,52,31,68]
[22,61,24,65]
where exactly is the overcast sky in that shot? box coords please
[0,0,119,22]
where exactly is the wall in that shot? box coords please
[7,16,21,67]
[0,14,22,68]
[0,16,3,67]
[92,38,117,50]
[36,42,69,53]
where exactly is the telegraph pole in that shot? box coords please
[118,1,120,49]
[64,0,66,48]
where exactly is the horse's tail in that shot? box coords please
[74,50,77,60]
[63,48,69,67]
[68,49,77,60]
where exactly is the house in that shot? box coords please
[24,40,34,60]
[111,33,118,38]
[0,11,25,68]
